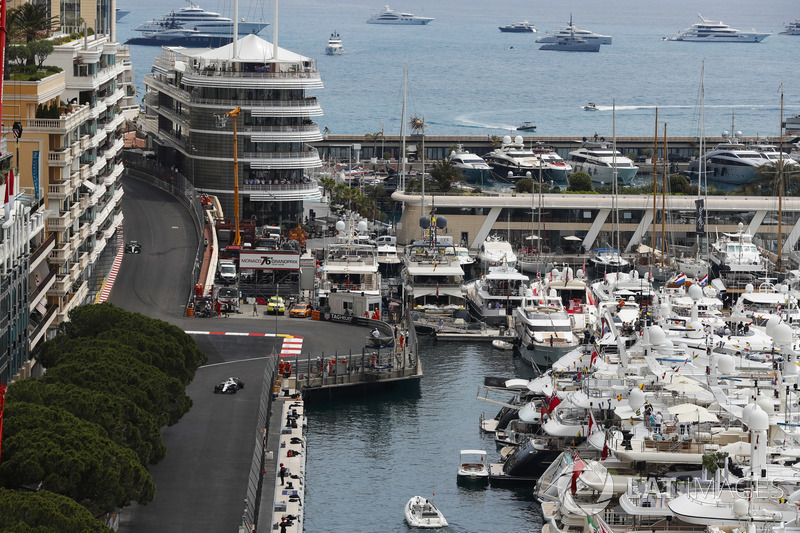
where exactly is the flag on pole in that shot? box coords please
[698,273,708,286]
[571,453,585,494]
[590,350,598,368]
[588,410,595,435]
[546,393,561,413]
[3,169,14,221]
[674,272,687,285]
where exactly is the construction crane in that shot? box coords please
[215,107,241,245]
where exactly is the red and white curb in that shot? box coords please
[97,224,125,303]
[184,332,303,358]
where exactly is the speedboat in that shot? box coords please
[668,14,770,42]
[405,496,447,528]
[539,31,600,52]
[448,145,492,186]
[568,138,639,186]
[325,31,344,55]
[499,20,537,33]
[483,135,543,180]
[516,121,536,131]
[130,1,268,45]
[457,449,489,480]
[366,5,433,25]
[583,102,598,111]
[781,19,800,35]
[536,14,611,45]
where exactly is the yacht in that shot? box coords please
[499,21,537,33]
[781,19,800,35]
[130,1,268,45]
[478,235,517,270]
[447,145,492,186]
[464,261,529,326]
[536,14,612,45]
[686,132,774,187]
[317,221,381,310]
[709,224,768,278]
[785,115,800,135]
[539,31,601,52]
[530,142,572,185]
[568,138,639,186]
[325,31,344,55]
[513,285,581,369]
[583,102,598,111]
[483,135,543,180]
[366,5,433,25]
[668,14,770,42]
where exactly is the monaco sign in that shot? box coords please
[239,251,301,270]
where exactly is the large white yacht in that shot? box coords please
[668,14,770,42]
[709,224,769,277]
[448,145,492,186]
[536,14,612,45]
[530,142,572,186]
[464,262,529,327]
[366,5,433,25]
[483,135,543,181]
[478,235,517,270]
[131,1,268,45]
[317,220,381,309]
[513,284,580,369]
[539,31,601,52]
[325,31,344,55]
[781,19,800,35]
[686,132,774,187]
[568,138,639,186]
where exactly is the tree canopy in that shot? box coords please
[0,488,114,533]
[568,171,593,192]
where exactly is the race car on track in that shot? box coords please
[213,377,245,394]
[125,241,142,253]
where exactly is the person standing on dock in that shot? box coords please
[279,463,287,485]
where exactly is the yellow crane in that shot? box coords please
[216,107,241,245]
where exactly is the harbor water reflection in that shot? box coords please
[304,337,543,532]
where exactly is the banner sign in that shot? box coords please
[239,251,300,270]
[32,150,39,199]
[695,199,705,234]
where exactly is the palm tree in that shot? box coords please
[364,131,384,160]
[8,3,58,43]
[319,177,336,201]
[749,160,800,196]
[429,158,461,192]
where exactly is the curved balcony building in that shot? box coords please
[143,34,324,228]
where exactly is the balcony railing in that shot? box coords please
[47,181,71,199]
[47,275,71,297]
[48,149,72,166]
[47,212,72,231]
[49,242,71,264]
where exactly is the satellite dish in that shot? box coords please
[357,220,368,233]
[502,135,512,144]
[514,135,524,144]
[335,220,345,232]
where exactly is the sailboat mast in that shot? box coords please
[778,90,784,271]
[612,99,620,259]
[661,123,667,266]
[652,107,658,263]
[699,60,707,259]
[400,59,407,191]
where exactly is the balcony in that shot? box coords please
[26,104,92,134]
[47,274,71,297]
[80,193,90,210]
[70,201,82,220]
[48,148,72,167]
[70,232,81,253]
[47,180,71,199]
[31,234,56,271]
[49,242,71,264]
[29,269,56,307]
[79,222,90,241]
[69,262,81,283]
[81,135,91,150]
[47,212,72,231]
[79,251,89,271]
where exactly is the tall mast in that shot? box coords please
[652,107,658,265]
[612,99,620,260]
[778,89,784,271]
[400,58,407,191]
[661,123,667,266]
[700,60,706,259]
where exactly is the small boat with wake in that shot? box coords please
[516,121,537,131]
[405,495,448,528]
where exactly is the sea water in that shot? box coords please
[117,0,800,139]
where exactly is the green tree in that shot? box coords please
[748,159,800,196]
[7,44,31,68]
[364,131,384,159]
[28,39,54,68]
[7,2,58,43]
[568,171,593,192]
[515,178,534,193]
[0,488,114,532]
[319,176,336,200]
[428,158,461,191]
[7,380,166,465]
[0,402,156,517]
[669,173,692,194]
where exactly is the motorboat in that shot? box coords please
[492,339,514,350]
[784,114,800,135]
[464,260,529,326]
[516,121,536,131]
[568,138,639,186]
[781,19,800,35]
[317,219,381,309]
[130,1,268,45]
[454,246,476,269]
[404,496,447,528]
[513,283,581,369]
[499,20,537,33]
[478,235,517,270]
[668,14,770,42]
[588,248,630,275]
[686,132,775,188]
[325,31,344,55]
[447,145,492,186]
[583,102,598,111]
[709,224,768,277]
[536,14,612,45]
[483,135,543,180]
[539,31,601,52]
[457,449,489,480]
[366,5,433,25]
[530,142,572,185]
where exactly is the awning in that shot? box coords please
[82,179,96,191]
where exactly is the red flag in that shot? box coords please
[588,410,595,435]
[571,453,585,494]
[547,393,561,414]
[590,350,598,367]
[601,436,609,460]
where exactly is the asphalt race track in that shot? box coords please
[114,176,369,532]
